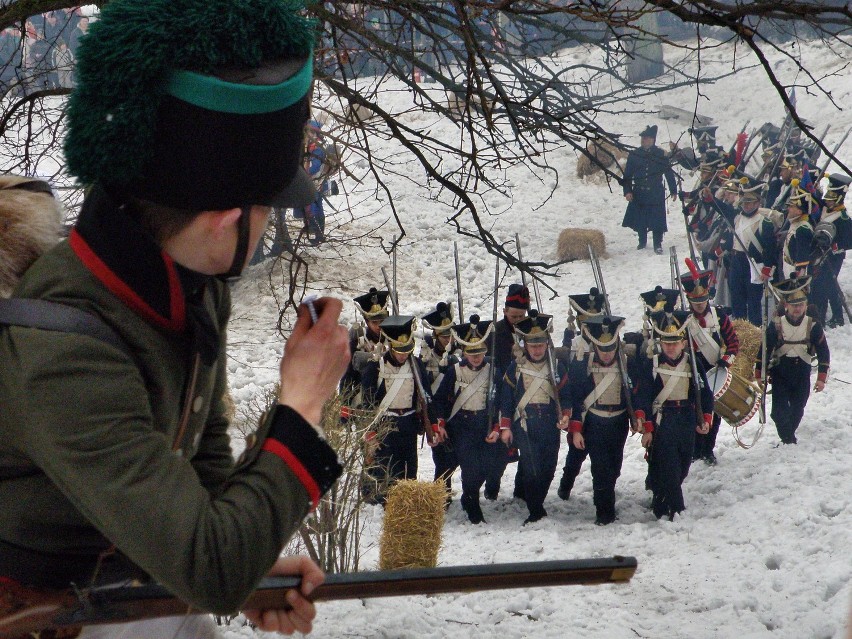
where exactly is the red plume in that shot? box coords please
[735,132,748,168]
[685,257,702,281]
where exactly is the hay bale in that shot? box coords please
[379,480,445,570]
[557,228,606,262]
[446,91,497,117]
[576,138,627,178]
[730,319,762,381]
[344,102,378,125]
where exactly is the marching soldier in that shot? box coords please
[361,316,447,504]
[722,177,778,326]
[433,315,495,524]
[755,278,830,445]
[621,124,679,254]
[341,288,389,396]
[421,302,461,501]
[566,316,640,525]
[484,283,530,500]
[556,287,606,500]
[765,153,801,210]
[498,311,572,524]
[811,174,852,327]
[679,262,739,465]
[780,179,816,279]
[635,310,714,521]
[682,150,735,273]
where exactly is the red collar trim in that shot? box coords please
[70,228,186,332]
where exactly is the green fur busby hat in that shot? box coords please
[515,309,552,345]
[639,286,679,314]
[825,173,851,203]
[354,288,390,320]
[380,315,417,354]
[650,310,691,342]
[451,314,493,355]
[582,315,624,352]
[422,302,454,335]
[771,276,810,305]
[65,0,317,211]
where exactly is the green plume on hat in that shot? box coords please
[64,0,316,190]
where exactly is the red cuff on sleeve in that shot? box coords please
[817,372,827,383]
[500,417,511,430]
[644,421,655,434]
[569,419,583,434]
[761,266,772,278]
[634,409,646,421]
[703,413,713,425]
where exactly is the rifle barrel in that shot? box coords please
[3,558,637,636]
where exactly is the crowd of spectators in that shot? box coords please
[1,8,89,97]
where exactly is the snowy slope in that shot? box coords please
[223,37,852,638]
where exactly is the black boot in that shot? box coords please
[557,475,574,501]
[523,507,548,525]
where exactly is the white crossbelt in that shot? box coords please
[652,356,691,417]
[514,366,554,431]
[449,364,490,421]
[375,358,412,417]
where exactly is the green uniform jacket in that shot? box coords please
[0,237,337,613]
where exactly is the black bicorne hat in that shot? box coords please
[451,314,493,354]
[354,288,390,320]
[640,124,658,139]
[639,286,679,313]
[422,302,454,334]
[515,309,552,344]
[380,315,417,354]
[582,315,625,352]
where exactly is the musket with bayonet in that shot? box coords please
[454,241,465,323]
[486,255,500,431]
[816,126,851,183]
[588,245,638,432]
[0,557,637,638]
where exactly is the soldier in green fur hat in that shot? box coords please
[0,1,352,635]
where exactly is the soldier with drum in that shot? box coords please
[679,261,739,465]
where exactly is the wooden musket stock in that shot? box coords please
[0,557,637,637]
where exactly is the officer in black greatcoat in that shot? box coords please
[622,124,678,254]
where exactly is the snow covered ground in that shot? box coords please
[221,36,852,638]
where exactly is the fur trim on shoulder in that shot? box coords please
[0,176,63,297]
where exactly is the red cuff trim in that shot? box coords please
[569,420,583,434]
[703,413,713,424]
[262,439,321,510]
[500,417,511,430]
[817,372,827,383]
[633,409,646,420]
[644,422,655,434]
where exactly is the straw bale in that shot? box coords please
[730,319,761,381]
[557,228,606,262]
[379,480,445,570]
[344,102,378,125]
[576,138,627,178]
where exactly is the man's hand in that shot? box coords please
[696,420,711,435]
[641,431,653,448]
[556,414,571,430]
[624,192,633,202]
[279,298,350,427]
[243,555,323,635]
[670,191,678,201]
[500,428,513,445]
[485,429,500,444]
[814,379,826,392]
[572,432,585,450]
[429,422,448,446]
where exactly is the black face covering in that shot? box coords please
[218,206,253,282]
